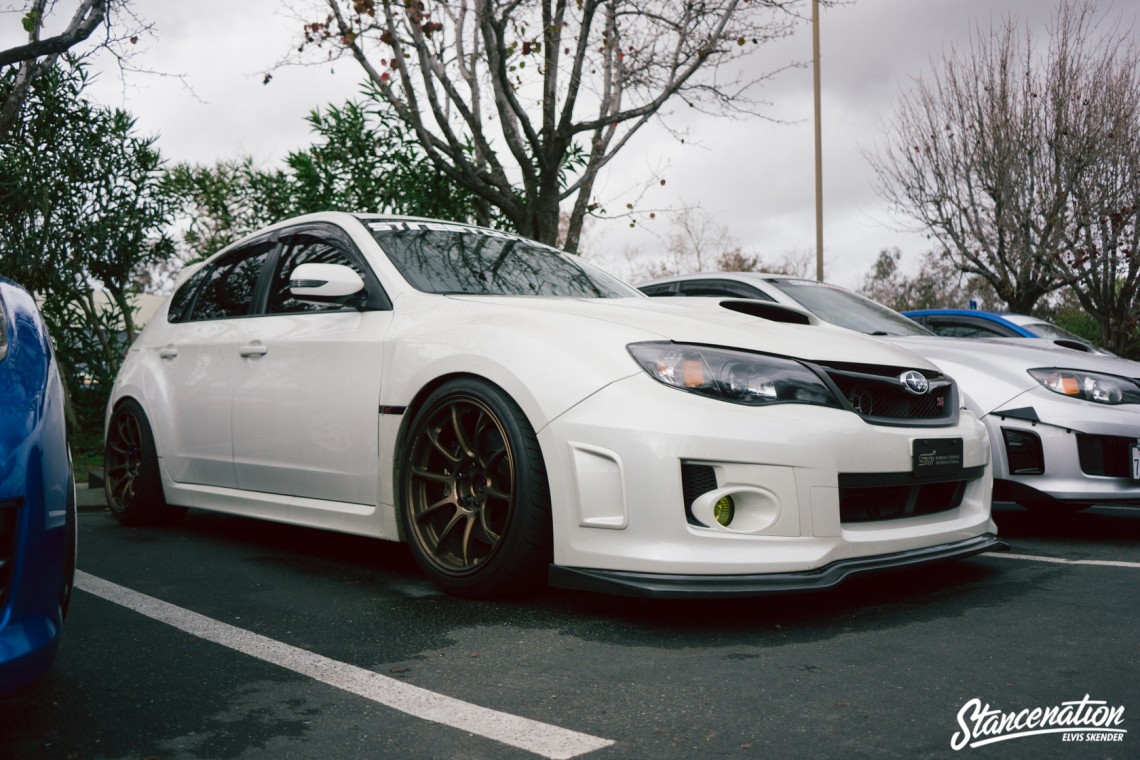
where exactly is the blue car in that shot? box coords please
[0,278,75,695]
[902,308,1109,354]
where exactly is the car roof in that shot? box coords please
[638,271,795,286]
[999,313,1045,327]
[902,308,1010,320]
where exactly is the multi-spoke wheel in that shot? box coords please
[104,399,186,526]
[401,379,552,597]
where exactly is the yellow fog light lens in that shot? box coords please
[713,496,735,526]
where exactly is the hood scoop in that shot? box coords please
[1050,339,1096,353]
[719,299,815,325]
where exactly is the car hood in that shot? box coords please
[445,295,942,371]
[885,335,1140,412]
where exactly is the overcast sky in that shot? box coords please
[7,0,1138,289]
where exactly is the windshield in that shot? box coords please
[1021,321,1092,344]
[362,219,640,298]
[765,278,932,336]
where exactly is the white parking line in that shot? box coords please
[986,553,1140,570]
[76,571,614,759]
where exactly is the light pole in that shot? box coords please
[812,0,824,281]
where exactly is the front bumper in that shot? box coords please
[549,533,1009,598]
[540,373,997,581]
[987,388,1140,506]
[0,441,73,696]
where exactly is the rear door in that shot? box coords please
[157,238,275,487]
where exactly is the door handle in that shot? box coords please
[158,346,179,359]
[239,344,269,357]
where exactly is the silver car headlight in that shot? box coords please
[1028,368,1140,405]
[628,342,841,408]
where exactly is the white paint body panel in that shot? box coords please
[230,310,389,504]
[108,214,1000,580]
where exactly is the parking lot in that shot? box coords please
[1,495,1136,759]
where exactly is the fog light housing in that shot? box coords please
[713,496,735,526]
[692,485,783,533]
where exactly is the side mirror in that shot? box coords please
[289,263,366,304]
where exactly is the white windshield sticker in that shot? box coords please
[367,220,515,240]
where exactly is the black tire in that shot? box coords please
[400,379,552,597]
[104,399,187,527]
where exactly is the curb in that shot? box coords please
[76,484,108,512]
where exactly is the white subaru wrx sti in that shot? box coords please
[105,213,1005,597]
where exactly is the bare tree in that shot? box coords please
[869,1,1139,315]
[625,205,736,279]
[291,0,808,251]
[611,205,809,281]
[0,1,125,135]
[1063,24,1140,356]
[859,247,996,312]
[665,206,736,273]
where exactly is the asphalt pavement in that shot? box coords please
[2,497,1136,760]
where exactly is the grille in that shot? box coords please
[818,362,954,423]
[1076,434,1135,477]
[681,463,718,526]
[838,469,982,523]
[0,498,20,610]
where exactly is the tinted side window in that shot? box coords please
[640,283,676,296]
[167,266,209,323]
[679,281,774,301]
[189,241,273,321]
[267,234,370,314]
[931,323,1007,338]
[928,318,1015,338]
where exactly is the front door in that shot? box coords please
[231,226,391,505]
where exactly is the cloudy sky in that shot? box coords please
[7,0,1138,288]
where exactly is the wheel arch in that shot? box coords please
[391,372,537,522]
[104,393,156,456]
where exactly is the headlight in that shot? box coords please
[1028,368,1140,405]
[628,342,840,408]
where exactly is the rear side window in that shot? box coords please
[167,267,209,323]
[928,319,1013,338]
[187,241,274,321]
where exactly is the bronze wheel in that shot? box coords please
[402,379,551,597]
[104,399,186,526]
